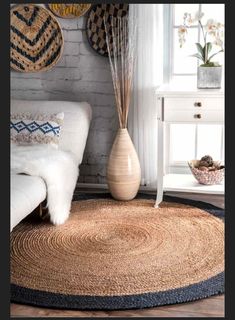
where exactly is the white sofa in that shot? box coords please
[10,100,92,231]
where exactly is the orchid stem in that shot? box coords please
[199,20,207,63]
[199,20,206,44]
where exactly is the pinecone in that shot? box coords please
[200,155,214,167]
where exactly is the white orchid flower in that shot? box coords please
[179,11,224,65]
[217,22,224,29]
[206,19,219,33]
[214,37,223,48]
[183,12,194,26]
[218,29,224,39]
[178,26,187,48]
[179,38,186,48]
[178,25,187,34]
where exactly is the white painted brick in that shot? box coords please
[77,16,86,29]
[73,81,114,95]
[73,92,115,107]
[42,79,75,92]
[65,56,80,67]
[79,42,96,56]
[63,30,83,42]
[81,69,112,82]
[11,71,43,79]
[11,77,42,90]
[42,67,81,81]
[78,55,109,70]
[86,130,115,155]
[91,117,118,132]
[79,164,106,177]
[86,153,108,165]
[43,91,76,101]
[11,89,50,100]
[60,19,78,30]
[63,42,79,56]
[56,56,67,67]
[92,106,116,119]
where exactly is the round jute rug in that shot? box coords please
[11,195,224,310]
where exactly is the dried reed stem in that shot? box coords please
[104,14,136,129]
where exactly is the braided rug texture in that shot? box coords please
[10,4,63,72]
[11,194,224,310]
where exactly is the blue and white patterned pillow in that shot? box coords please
[10,112,64,147]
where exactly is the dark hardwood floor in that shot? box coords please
[11,191,225,318]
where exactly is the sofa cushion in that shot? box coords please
[11,174,46,231]
[10,112,64,147]
[11,100,92,165]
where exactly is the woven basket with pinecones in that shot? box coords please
[188,155,224,185]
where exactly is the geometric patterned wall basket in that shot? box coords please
[86,4,129,57]
[10,4,64,72]
[48,4,91,19]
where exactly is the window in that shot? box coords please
[164,4,225,81]
[165,124,224,174]
[163,4,225,174]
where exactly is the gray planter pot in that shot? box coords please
[197,66,222,89]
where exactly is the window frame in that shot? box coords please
[165,123,224,174]
[164,3,204,82]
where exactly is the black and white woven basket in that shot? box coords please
[86,4,129,57]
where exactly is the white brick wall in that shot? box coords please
[11,11,117,184]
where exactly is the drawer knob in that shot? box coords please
[194,102,202,107]
[194,114,202,119]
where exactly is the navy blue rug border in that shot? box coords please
[11,193,224,310]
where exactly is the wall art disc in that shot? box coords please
[86,4,129,57]
[48,4,91,19]
[10,4,64,72]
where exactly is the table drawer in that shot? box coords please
[164,109,224,122]
[164,97,224,111]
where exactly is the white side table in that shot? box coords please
[154,84,224,208]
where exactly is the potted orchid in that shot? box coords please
[178,11,224,88]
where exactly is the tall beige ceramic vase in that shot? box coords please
[107,128,141,200]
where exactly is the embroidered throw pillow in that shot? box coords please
[10,112,64,147]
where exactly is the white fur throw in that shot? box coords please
[11,144,79,225]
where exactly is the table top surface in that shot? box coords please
[156,83,224,96]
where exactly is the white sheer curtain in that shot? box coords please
[128,4,163,187]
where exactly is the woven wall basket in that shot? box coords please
[86,4,129,57]
[10,4,64,72]
[48,4,91,19]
